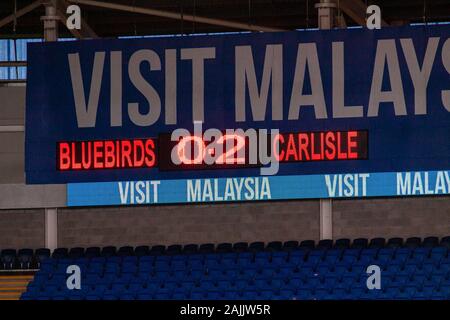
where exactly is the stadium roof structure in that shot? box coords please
[0,0,450,39]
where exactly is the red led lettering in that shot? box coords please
[121,140,132,168]
[104,141,115,168]
[177,136,205,165]
[285,134,298,161]
[273,133,284,162]
[93,141,104,168]
[71,142,81,169]
[145,139,156,167]
[337,132,347,159]
[298,133,310,161]
[81,141,91,169]
[133,140,145,167]
[325,131,336,160]
[311,133,321,161]
[59,142,71,170]
[347,131,358,159]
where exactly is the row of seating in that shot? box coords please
[20,236,450,300]
[33,268,450,289]
[37,249,450,276]
[22,285,450,300]
[3,236,450,270]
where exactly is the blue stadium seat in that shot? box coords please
[386,237,403,248]
[368,238,385,249]
[216,243,233,253]
[34,248,51,268]
[134,246,150,257]
[199,243,215,254]
[317,240,333,250]
[52,248,68,259]
[183,244,199,254]
[101,246,117,257]
[334,239,351,249]
[167,245,182,255]
[423,237,439,248]
[430,246,447,260]
[405,237,422,248]
[299,240,315,251]
[282,241,299,251]
[232,242,248,252]
[172,292,189,299]
[150,245,166,256]
[117,246,134,257]
[17,249,34,269]
[352,238,368,249]
[266,241,283,252]
[440,236,450,248]
[84,247,101,258]
[68,247,85,259]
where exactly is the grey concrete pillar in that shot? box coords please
[316,0,336,240]
[45,208,58,251]
[315,0,337,30]
[41,1,59,42]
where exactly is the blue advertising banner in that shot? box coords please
[26,25,450,188]
[67,170,450,207]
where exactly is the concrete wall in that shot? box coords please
[0,209,45,249]
[57,201,320,248]
[0,86,25,184]
[0,86,25,126]
[0,132,24,184]
[333,196,450,240]
[0,85,66,209]
[2,196,450,250]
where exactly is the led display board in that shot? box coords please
[24,25,450,205]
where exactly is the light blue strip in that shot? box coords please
[67,170,450,207]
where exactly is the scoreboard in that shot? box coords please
[57,130,368,171]
[24,25,450,206]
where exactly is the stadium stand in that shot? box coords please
[13,236,450,300]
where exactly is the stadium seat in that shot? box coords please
[17,249,34,269]
[199,243,215,254]
[317,240,333,250]
[84,247,101,258]
[1,249,17,269]
[167,245,182,255]
[440,236,450,248]
[423,237,439,248]
[101,246,117,257]
[249,242,265,252]
[369,238,386,249]
[334,239,350,249]
[51,248,68,259]
[282,241,299,251]
[150,245,166,255]
[68,247,85,259]
[134,246,150,256]
[386,238,403,248]
[405,237,422,248]
[182,244,199,254]
[117,246,134,257]
[216,243,233,253]
[351,238,368,249]
[34,248,51,268]
[266,241,283,252]
[233,242,249,252]
[299,240,315,250]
